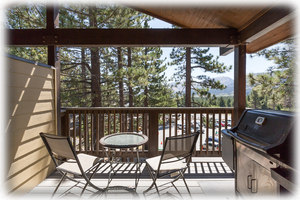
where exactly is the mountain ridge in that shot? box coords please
[169,76,253,96]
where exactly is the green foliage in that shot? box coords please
[7,47,47,64]
[218,97,226,107]
[6,5,47,64]
[7,4,248,110]
[247,90,261,109]
[6,5,46,28]
[226,97,232,107]
[169,47,232,106]
[247,39,295,111]
[192,95,233,108]
[132,47,176,107]
[6,4,175,108]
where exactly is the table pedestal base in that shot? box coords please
[104,148,142,191]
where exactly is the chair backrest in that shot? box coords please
[161,132,200,163]
[40,132,76,167]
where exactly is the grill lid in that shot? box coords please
[225,109,294,154]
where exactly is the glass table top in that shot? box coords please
[100,132,148,148]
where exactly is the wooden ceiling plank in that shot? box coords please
[246,21,294,53]
[7,28,238,47]
[239,7,294,43]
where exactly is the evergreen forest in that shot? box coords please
[6,5,295,111]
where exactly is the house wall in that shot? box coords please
[6,56,57,194]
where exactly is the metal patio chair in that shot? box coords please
[144,132,200,195]
[40,132,104,197]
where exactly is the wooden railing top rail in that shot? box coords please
[62,107,234,113]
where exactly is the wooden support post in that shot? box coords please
[233,44,246,126]
[148,111,159,157]
[185,47,191,107]
[60,110,67,136]
[128,47,133,107]
[47,7,61,135]
[185,47,191,134]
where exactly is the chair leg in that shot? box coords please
[52,172,67,197]
[81,163,103,196]
[105,149,118,188]
[134,150,142,189]
[171,182,181,196]
[143,164,159,194]
[180,171,191,195]
[143,179,159,194]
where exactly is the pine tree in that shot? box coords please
[226,97,232,107]
[169,47,231,107]
[132,46,176,107]
[247,90,261,109]
[6,5,47,63]
[58,5,154,107]
[248,39,295,111]
[6,4,176,109]
[218,97,226,107]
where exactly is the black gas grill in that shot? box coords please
[222,109,295,196]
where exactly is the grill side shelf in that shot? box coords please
[271,167,296,192]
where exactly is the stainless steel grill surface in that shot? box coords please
[221,109,295,196]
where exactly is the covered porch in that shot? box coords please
[6,2,295,197]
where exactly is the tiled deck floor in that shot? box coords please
[27,157,235,199]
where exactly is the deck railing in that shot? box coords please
[61,107,234,161]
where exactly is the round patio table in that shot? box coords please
[100,132,148,149]
[100,132,148,191]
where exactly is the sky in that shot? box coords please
[148,17,276,81]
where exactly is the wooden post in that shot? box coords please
[47,7,61,135]
[233,44,246,126]
[128,47,133,107]
[148,111,159,157]
[186,47,191,107]
[118,47,124,107]
[60,110,67,136]
[186,47,191,134]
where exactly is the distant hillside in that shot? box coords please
[170,76,253,96]
[209,77,234,96]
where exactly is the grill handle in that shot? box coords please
[247,175,252,189]
[251,179,258,193]
[223,129,267,153]
[247,175,258,193]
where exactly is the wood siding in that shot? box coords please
[6,57,57,193]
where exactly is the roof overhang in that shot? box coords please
[131,5,295,53]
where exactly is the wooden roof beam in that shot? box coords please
[239,7,294,43]
[7,28,238,47]
[220,47,234,56]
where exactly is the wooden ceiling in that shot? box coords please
[136,7,268,29]
[133,5,295,53]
